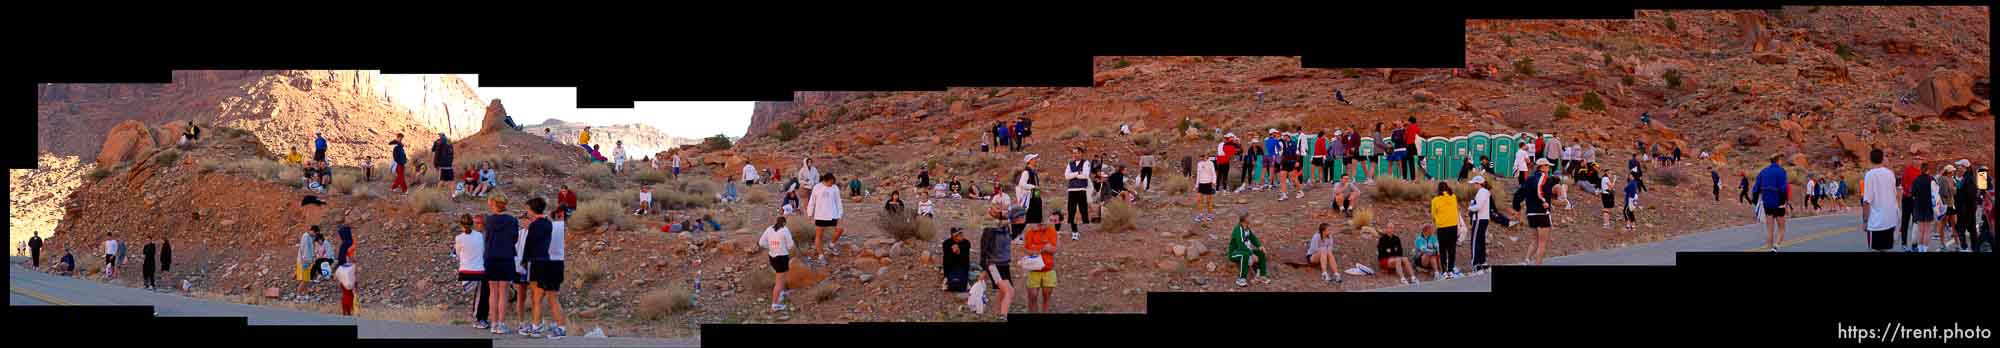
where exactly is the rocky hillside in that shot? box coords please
[523,120,700,158]
[37,71,488,167]
[730,7,1990,187]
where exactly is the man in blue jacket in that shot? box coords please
[314,132,329,164]
[1755,153,1789,252]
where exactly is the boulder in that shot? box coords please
[950,100,970,115]
[1917,69,1979,118]
[1412,89,1437,103]
[1711,143,1734,164]
[783,258,824,289]
[476,99,510,135]
[1751,54,1788,65]
[1778,119,1804,143]
[1790,153,1810,168]
[263,287,282,299]
[1185,241,1208,261]
[1735,133,1761,147]
[854,257,883,274]
[156,122,188,147]
[97,120,158,167]
[1909,142,1932,156]
[1834,133,1871,161]
[1171,245,1187,257]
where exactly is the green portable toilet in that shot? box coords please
[1450,136,1471,179]
[1357,137,1375,182]
[1426,137,1451,180]
[1467,132,1492,173]
[1492,135,1518,178]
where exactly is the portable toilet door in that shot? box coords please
[1426,137,1452,180]
[1467,132,1492,175]
[1491,135,1519,178]
[1357,137,1375,182]
[1300,134,1318,183]
[1450,136,1471,179]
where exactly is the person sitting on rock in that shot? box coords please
[722,176,740,203]
[782,190,800,215]
[180,121,201,147]
[884,190,906,214]
[58,248,76,276]
[286,147,304,166]
[635,185,654,215]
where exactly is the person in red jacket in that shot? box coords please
[1404,116,1424,180]
[1217,134,1239,192]
[557,185,578,219]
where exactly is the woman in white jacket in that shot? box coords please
[1466,176,1495,274]
[805,172,844,264]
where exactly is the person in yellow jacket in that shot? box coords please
[284,147,304,165]
[1428,182,1464,279]
[579,126,592,146]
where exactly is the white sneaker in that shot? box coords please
[1278,193,1287,201]
[1399,278,1411,285]
[1071,232,1079,240]
[1236,278,1249,287]
[1321,272,1331,282]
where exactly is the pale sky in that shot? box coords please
[460,74,754,138]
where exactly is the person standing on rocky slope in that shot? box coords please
[1196,155,1218,222]
[806,172,846,265]
[1524,159,1557,265]
[434,133,454,190]
[1014,116,1033,152]
[1216,134,1237,193]
[1140,152,1158,192]
[579,126,592,147]
[742,162,759,187]
[390,134,409,194]
[314,132,328,164]
[1063,147,1094,240]
[763,216,796,312]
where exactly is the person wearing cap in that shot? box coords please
[1466,175,1497,273]
[941,226,972,293]
[1523,159,1558,265]
[1263,129,1281,190]
[1195,154,1218,222]
[1754,153,1790,252]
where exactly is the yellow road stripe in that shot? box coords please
[11,286,74,305]
[1739,222,1854,252]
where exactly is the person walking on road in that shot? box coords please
[28,232,42,268]
[1862,149,1899,252]
[1755,153,1790,252]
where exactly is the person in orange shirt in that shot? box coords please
[1023,213,1060,313]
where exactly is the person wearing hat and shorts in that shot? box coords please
[1524,159,1557,265]
[1754,153,1790,252]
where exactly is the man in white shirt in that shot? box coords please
[804,172,844,264]
[672,154,684,179]
[1861,149,1898,251]
[742,163,760,187]
[1017,154,1041,204]
[1514,143,1535,181]
[760,216,797,311]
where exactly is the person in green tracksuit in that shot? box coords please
[1228,213,1270,287]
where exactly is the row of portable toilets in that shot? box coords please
[1238,132,1563,183]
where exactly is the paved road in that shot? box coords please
[9,259,697,347]
[1374,210,1881,292]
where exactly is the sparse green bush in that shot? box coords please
[776,121,800,142]
[811,284,840,303]
[1835,43,1856,61]
[409,187,452,214]
[1112,59,1131,69]
[742,262,775,295]
[636,288,694,320]
[1500,35,1515,47]
[661,190,714,210]
[1664,17,1677,32]
[634,168,669,186]
[701,134,732,151]
[153,149,181,167]
[877,209,933,241]
[572,199,630,232]
[579,164,614,189]
[1514,57,1536,77]
[1906,121,1922,132]
[1367,178,1432,202]
[1663,69,1683,89]
[1161,172,1192,195]
[1622,75,1636,86]
[1580,92,1606,112]
[1343,68,1361,78]
[745,188,773,204]
[1132,132,1155,147]
[86,167,112,182]
[227,158,288,182]
[333,171,360,194]
[1602,52,1613,66]
[1656,166,1689,187]
[1554,104,1573,119]
[787,217,816,246]
[1101,199,1137,234]
[1056,127,1083,141]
